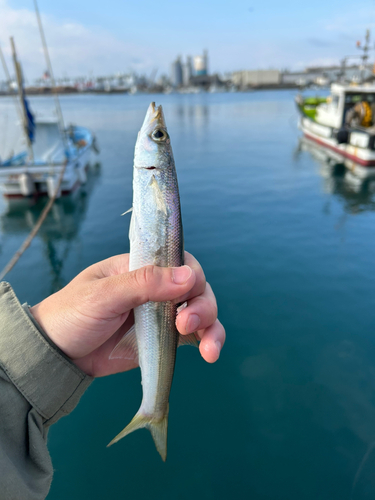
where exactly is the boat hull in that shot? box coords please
[0,127,94,198]
[299,116,375,167]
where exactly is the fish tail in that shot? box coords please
[149,413,168,462]
[107,407,169,462]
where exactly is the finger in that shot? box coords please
[78,254,130,281]
[81,264,197,318]
[172,252,206,304]
[176,283,217,335]
[80,252,199,284]
[198,319,226,363]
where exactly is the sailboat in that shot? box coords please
[0,3,98,199]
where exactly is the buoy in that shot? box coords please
[19,173,35,196]
[47,175,61,199]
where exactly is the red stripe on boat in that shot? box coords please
[304,132,375,167]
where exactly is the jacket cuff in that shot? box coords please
[0,282,93,425]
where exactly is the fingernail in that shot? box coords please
[186,314,200,334]
[172,265,192,285]
[215,341,221,358]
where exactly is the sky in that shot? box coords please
[1,0,375,80]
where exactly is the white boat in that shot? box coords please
[0,7,98,200]
[0,118,97,198]
[296,83,375,167]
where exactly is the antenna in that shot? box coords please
[356,29,374,81]
[33,0,67,147]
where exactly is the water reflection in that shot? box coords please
[296,137,375,214]
[172,102,209,129]
[0,163,101,292]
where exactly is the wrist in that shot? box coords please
[30,300,68,358]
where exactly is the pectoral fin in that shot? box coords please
[150,175,167,215]
[176,301,187,315]
[121,207,133,216]
[109,325,138,361]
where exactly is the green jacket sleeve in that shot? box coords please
[0,282,93,500]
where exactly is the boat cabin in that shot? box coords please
[32,117,65,163]
[316,84,375,130]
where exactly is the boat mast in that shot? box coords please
[33,0,67,146]
[0,44,23,123]
[9,37,34,161]
[339,30,374,84]
[356,29,373,82]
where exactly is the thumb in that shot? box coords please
[89,264,196,316]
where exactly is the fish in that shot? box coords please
[107,102,198,461]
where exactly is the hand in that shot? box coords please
[30,252,225,377]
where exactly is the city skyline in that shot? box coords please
[1,0,375,79]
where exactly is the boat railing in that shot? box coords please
[0,162,66,173]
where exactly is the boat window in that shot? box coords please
[345,94,362,104]
[331,95,339,107]
[345,93,375,104]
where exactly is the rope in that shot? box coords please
[0,161,67,281]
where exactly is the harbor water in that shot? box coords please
[1,91,375,499]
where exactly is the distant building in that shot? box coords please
[156,74,169,87]
[182,56,193,86]
[190,73,221,89]
[194,50,208,76]
[281,71,313,87]
[281,64,374,86]
[231,70,280,87]
[170,57,183,87]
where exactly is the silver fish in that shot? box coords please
[108,102,197,461]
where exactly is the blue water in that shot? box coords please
[2,91,375,499]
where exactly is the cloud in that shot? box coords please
[0,0,161,80]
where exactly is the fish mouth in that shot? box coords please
[141,102,166,130]
[135,165,159,170]
[151,103,163,122]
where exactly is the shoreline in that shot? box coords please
[0,82,303,97]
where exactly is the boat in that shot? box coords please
[295,29,375,168]
[296,84,375,167]
[0,117,97,198]
[0,3,98,199]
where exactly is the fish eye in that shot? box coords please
[152,129,168,142]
